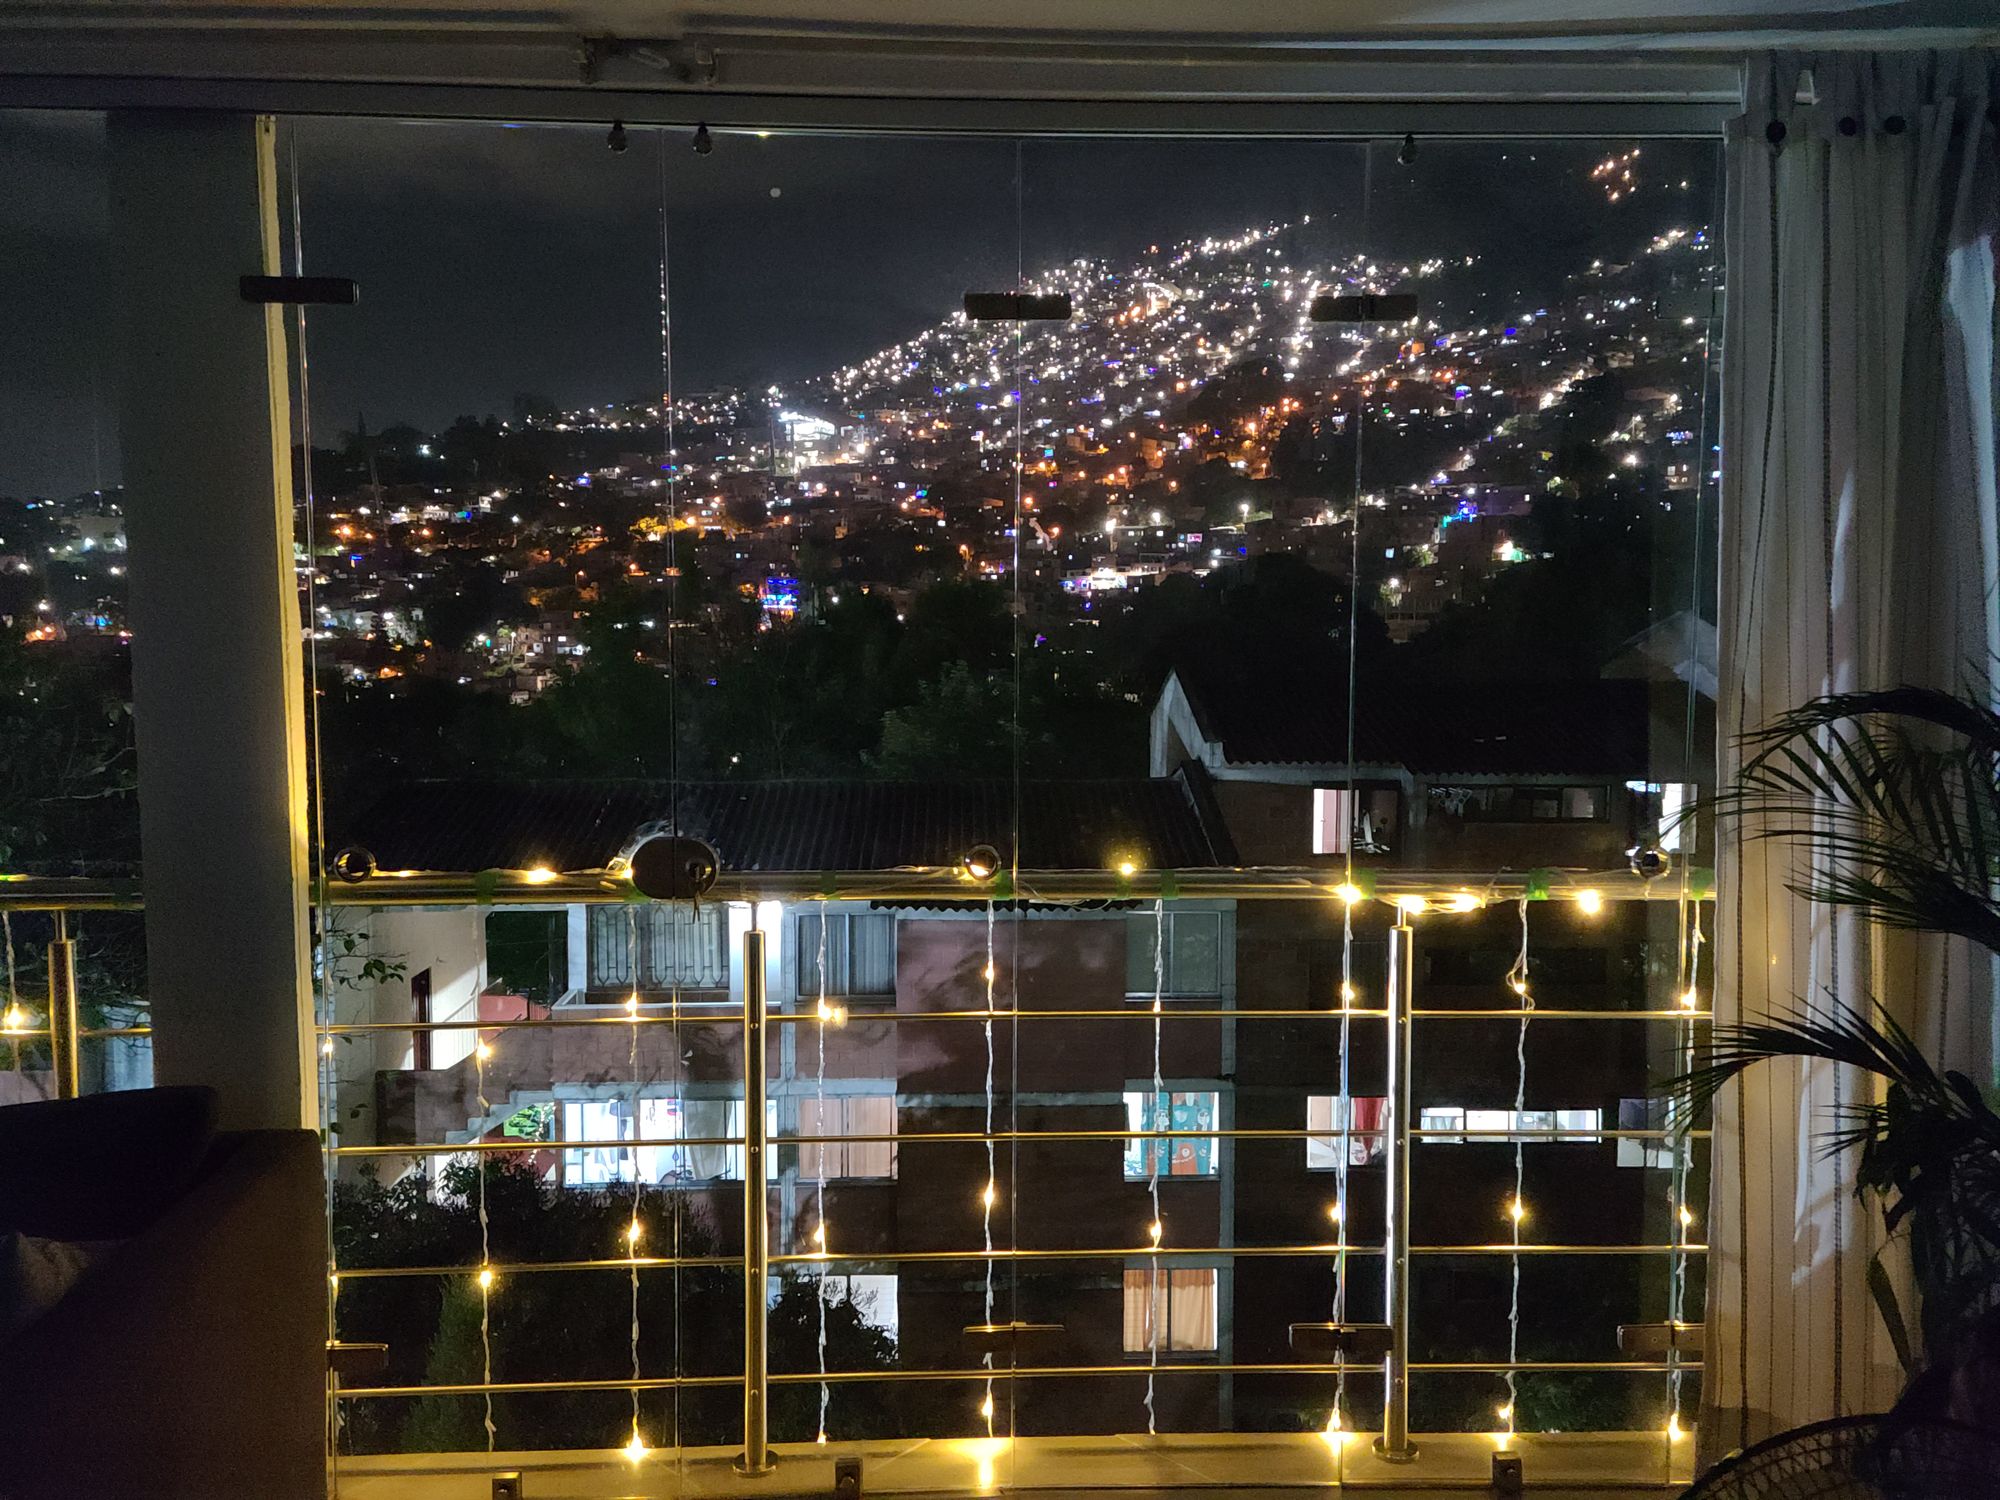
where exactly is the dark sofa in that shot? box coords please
[0,1086,325,1499]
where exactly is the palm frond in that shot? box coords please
[1709,685,2000,955]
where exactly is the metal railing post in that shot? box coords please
[1376,908,1418,1462]
[47,911,81,1100]
[736,923,775,1477]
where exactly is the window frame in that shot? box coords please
[1121,1264,1221,1357]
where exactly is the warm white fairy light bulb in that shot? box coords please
[981,1180,998,1210]
[625,1218,644,1247]
[1574,888,1605,916]
[1507,1197,1527,1225]
[623,1425,649,1463]
[475,1040,494,1061]
[1332,883,1364,906]
[1666,1412,1686,1442]
[1679,986,1699,1011]
[1339,982,1357,1004]
[1497,1402,1514,1423]
[1117,860,1138,878]
[1679,1204,1696,1231]
[477,1266,495,1290]
[320,1037,336,1056]
[624,990,641,1015]
[979,1392,995,1422]
[1327,1201,1342,1223]
[0,1004,26,1034]
[1148,1219,1163,1245]
[1393,894,1429,915]
[1445,892,1482,913]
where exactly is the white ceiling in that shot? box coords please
[0,0,1989,124]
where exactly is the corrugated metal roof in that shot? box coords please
[1175,659,1656,776]
[334,773,1235,875]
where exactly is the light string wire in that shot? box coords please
[656,124,682,1468]
[1333,140,1374,1446]
[625,903,645,1460]
[474,905,494,1450]
[1668,895,1704,1441]
[815,900,832,1443]
[981,895,998,1434]
[1504,897,1533,1440]
[1145,894,1166,1435]
[2,913,17,1070]
[285,127,343,1481]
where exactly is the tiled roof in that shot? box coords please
[1173,659,1657,777]
[334,773,1236,875]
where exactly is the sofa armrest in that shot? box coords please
[0,1129,326,1500]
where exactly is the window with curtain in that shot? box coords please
[1125,910,1224,996]
[1123,1089,1219,1178]
[587,904,731,992]
[795,1093,897,1179]
[1122,1267,1219,1354]
[1305,1094,1389,1167]
[794,911,896,999]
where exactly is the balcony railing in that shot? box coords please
[0,865,1712,1491]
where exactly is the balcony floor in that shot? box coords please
[336,1431,1694,1497]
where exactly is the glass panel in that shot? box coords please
[0,110,151,1101]
[280,115,1720,1484]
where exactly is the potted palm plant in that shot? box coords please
[1677,685,2000,1375]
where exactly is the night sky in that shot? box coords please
[0,112,1715,498]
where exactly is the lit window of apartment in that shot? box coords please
[1125,911,1223,997]
[1415,1106,1604,1144]
[794,911,896,999]
[1124,1089,1219,1179]
[588,904,731,992]
[1305,1094,1388,1167]
[1122,1267,1219,1354]
[1310,787,1399,854]
[560,1096,774,1185]
[794,1093,897,1179]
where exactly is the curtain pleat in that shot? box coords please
[1709,48,2000,1456]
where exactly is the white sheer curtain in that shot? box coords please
[1711,50,1999,1452]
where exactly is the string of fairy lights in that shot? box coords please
[623,903,647,1464]
[813,902,843,1445]
[1501,898,1534,1443]
[980,896,999,1438]
[473,904,496,1452]
[1145,895,1166,1435]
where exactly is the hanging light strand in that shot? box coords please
[815,901,832,1445]
[475,904,495,1452]
[626,903,644,1457]
[1145,895,1166,1436]
[1332,890,1355,1433]
[981,896,998,1436]
[1668,895,1704,1432]
[1504,897,1533,1441]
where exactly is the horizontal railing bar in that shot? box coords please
[1414,1009,1711,1022]
[335,1357,1705,1400]
[325,1125,1708,1157]
[319,1009,1402,1033]
[332,1243,1704,1279]
[0,867,1712,912]
[17,1008,1718,1045]
[315,1005,1710,1033]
